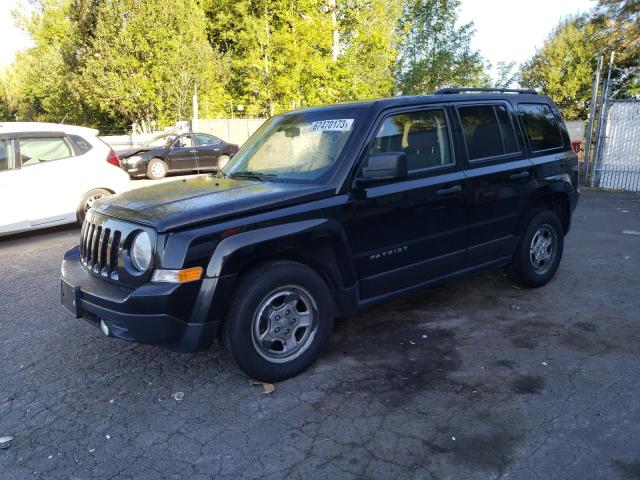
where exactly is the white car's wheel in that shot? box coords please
[77,188,111,223]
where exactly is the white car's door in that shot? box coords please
[16,134,79,226]
[0,137,32,235]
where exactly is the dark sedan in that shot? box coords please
[119,132,239,179]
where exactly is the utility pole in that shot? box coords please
[192,84,199,131]
[330,0,339,61]
[583,55,603,183]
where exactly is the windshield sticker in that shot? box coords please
[310,119,354,132]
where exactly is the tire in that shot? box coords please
[77,188,111,223]
[506,210,564,288]
[223,261,335,382]
[217,154,231,170]
[146,158,168,179]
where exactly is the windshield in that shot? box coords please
[144,133,176,148]
[223,107,363,183]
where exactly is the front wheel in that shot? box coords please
[223,261,335,382]
[506,210,564,288]
[146,158,168,180]
[77,188,111,223]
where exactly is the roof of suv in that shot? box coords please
[0,122,99,136]
[286,89,550,115]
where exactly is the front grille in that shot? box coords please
[80,214,122,280]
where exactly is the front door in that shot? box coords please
[344,106,468,303]
[455,102,535,266]
[168,134,198,171]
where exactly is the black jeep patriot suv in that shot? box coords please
[61,88,579,381]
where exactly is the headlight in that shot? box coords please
[127,155,142,164]
[130,231,152,271]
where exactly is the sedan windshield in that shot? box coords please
[144,133,176,148]
[223,107,363,183]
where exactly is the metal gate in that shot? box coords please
[591,100,640,191]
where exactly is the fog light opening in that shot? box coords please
[99,319,110,337]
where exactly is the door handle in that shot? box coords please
[509,171,529,180]
[436,185,462,195]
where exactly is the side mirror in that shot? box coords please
[355,152,408,186]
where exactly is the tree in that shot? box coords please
[76,0,228,130]
[494,61,518,89]
[592,0,640,97]
[203,0,401,117]
[333,0,402,101]
[395,0,490,95]
[520,16,602,120]
[0,67,19,121]
[9,0,92,124]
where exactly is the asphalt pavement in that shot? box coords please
[1,189,639,480]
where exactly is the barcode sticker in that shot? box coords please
[310,119,354,132]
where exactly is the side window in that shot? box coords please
[518,103,564,151]
[69,135,93,155]
[495,106,519,154]
[196,134,221,146]
[370,109,452,171]
[19,137,72,167]
[174,135,194,148]
[0,138,15,172]
[458,105,519,161]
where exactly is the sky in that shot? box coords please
[1,0,595,71]
[458,0,595,74]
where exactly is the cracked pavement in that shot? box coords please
[1,190,639,479]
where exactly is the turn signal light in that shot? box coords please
[151,267,203,283]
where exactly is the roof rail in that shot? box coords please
[435,87,538,95]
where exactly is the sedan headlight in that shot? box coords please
[131,231,152,271]
[126,155,142,164]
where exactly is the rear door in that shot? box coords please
[455,102,535,266]
[0,136,30,234]
[344,105,468,303]
[168,134,198,171]
[16,133,78,226]
[194,134,222,170]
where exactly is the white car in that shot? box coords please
[0,122,130,236]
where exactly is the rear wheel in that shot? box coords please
[146,158,168,179]
[77,188,111,223]
[506,210,564,287]
[223,261,335,382]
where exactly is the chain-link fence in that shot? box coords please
[590,100,640,191]
[584,53,640,192]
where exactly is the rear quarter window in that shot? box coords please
[69,135,94,155]
[518,103,564,152]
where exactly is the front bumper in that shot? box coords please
[60,246,219,352]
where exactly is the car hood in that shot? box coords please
[118,146,154,159]
[93,175,336,232]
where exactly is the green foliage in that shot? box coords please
[395,0,489,95]
[520,17,602,120]
[520,1,639,119]
[494,62,518,89]
[592,0,640,97]
[4,0,491,126]
[203,0,401,116]
[76,0,228,128]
